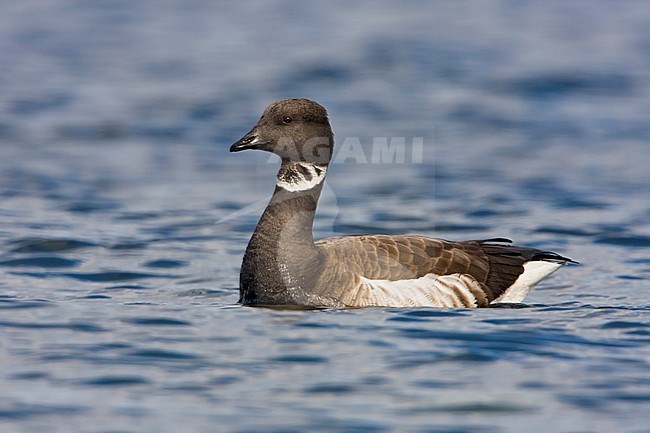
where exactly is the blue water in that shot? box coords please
[2,1,650,432]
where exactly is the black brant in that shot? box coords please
[230,98,575,308]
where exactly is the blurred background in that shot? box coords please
[1,1,650,432]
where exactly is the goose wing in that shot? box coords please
[315,235,572,306]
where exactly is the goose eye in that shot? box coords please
[282,116,292,124]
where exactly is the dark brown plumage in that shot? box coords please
[230,98,575,308]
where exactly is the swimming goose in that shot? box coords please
[230,98,575,308]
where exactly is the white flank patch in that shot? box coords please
[495,260,564,303]
[357,273,482,308]
[276,163,327,192]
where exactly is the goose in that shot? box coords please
[229,98,575,308]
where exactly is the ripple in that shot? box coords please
[432,223,493,232]
[77,375,150,386]
[108,241,148,250]
[294,321,344,329]
[269,355,329,364]
[534,226,598,237]
[481,318,535,325]
[126,348,200,360]
[387,309,467,322]
[553,197,610,210]
[390,350,497,368]
[0,403,88,420]
[465,208,527,218]
[594,235,650,247]
[403,426,492,433]
[406,401,535,414]
[65,200,121,213]
[394,309,468,317]
[10,371,50,381]
[144,259,188,268]
[557,393,603,409]
[9,271,178,282]
[209,375,242,386]
[489,302,536,309]
[80,294,112,299]
[0,298,54,310]
[176,288,234,297]
[412,379,466,389]
[0,257,81,268]
[7,238,98,253]
[303,383,356,395]
[105,284,152,291]
[609,392,650,402]
[142,219,217,237]
[496,72,634,97]
[616,275,645,280]
[0,320,106,332]
[396,327,634,350]
[627,258,650,264]
[114,211,164,221]
[601,321,649,330]
[123,317,192,326]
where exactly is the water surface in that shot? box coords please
[1,1,650,432]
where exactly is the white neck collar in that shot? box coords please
[276,163,327,192]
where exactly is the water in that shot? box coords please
[1,1,650,432]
